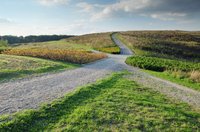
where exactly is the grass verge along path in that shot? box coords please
[0,72,199,131]
[145,70,200,91]
[0,54,77,82]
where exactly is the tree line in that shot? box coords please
[0,35,73,44]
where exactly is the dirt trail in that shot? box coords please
[0,34,200,115]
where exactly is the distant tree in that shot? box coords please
[0,35,74,44]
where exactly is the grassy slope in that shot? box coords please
[13,33,120,54]
[65,33,120,54]
[0,73,200,131]
[145,70,200,91]
[0,54,77,82]
[119,31,200,90]
[14,40,91,51]
[118,31,200,61]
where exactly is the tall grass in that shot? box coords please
[118,31,200,60]
[3,49,107,64]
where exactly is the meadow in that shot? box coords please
[0,33,115,81]
[126,56,200,90]
[65,33,120,54]
[3,49,107,64]
[0,54,77,82]
[0,73,200,131]
[118,31,200,60]
[119,31,200,90]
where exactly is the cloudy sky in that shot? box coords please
[0,0,200,36]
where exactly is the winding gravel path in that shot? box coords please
[0,34,200,115]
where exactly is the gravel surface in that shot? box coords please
[0,34,200,115]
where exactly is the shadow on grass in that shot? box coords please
[0,73,123,131]
[0,65,73,82]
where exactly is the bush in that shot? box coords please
[0,40,8,47]
[126,56,200,72]
[96,47,120,54]
[3,49,107,64]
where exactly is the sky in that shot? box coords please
[0,0,200,36]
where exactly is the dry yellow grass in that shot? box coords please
[3,49,107,64]
[190,71,200,83]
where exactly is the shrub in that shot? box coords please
[3,49,107,64]
[96,47,120,54]
[126,56,200,72]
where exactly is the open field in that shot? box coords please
[65,33,120,54]
[12,33,120,54]
[3,49,107,64]
[0,54,77,82]
[14,40,91,51]
[1,73,200,131]
[119,31,200,90]
[118,31,200,61]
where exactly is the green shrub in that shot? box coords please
[126,56,200,72]
[0,40,8,47]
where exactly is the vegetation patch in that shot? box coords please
[145,70,200,91]
[0,73,200,131]
[118,31,200,60]
[0,54,77,81]
[65,33,120,54]
[96,46,120,54]
[126,56,200,72]
[0,40,8,53]
[14,40,91,51]
[3,49,107,64]
[126,56,200,90]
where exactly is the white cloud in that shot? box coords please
[91,0,151,20]
[38,0,70,6]
[80,0,194,22]
[76,2,93,12]
[150,13,187,21]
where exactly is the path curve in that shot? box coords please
[1,33,200,115]
[112,33,133,55]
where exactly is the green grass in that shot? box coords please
[144,70,200,91]
[0,54,78,82]
[14,40,92,51]
[1,72,200,131]
[126,56,200,72]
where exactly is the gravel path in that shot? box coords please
[0,34,200,115]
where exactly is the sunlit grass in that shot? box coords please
[0,54,77,82]
[0,72,200,131]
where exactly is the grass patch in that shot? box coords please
[14,40,91,51]
[3,49,107,64]
[0,72,200,131]
[118,31,200,61]
[144,70,200,91]
[65,33,120,54]
[126,56,200,72]
[0,54,77,82]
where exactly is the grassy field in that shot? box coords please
[13,33,120,54]
[118,31,200,61]
[120,31,200,90]
[65,33,120,54]
[3,49,107,64]
[145,70,200,91]
[0,54,77,82]
[14,40,91,51]
[0,72,200,131]
[126,56,200,90]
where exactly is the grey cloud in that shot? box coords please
[90,0,200,21]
